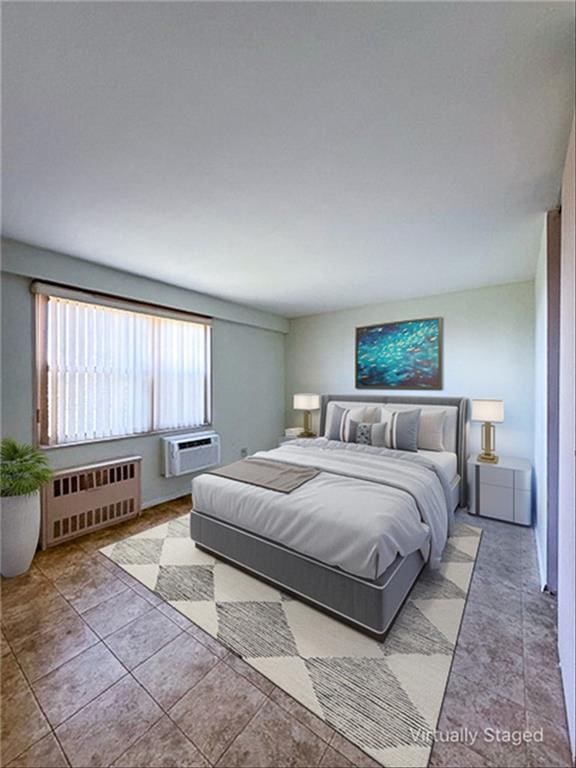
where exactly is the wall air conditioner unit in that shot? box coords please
[162,432,220,477]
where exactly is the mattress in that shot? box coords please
[192,440,451,581]
[418,450,458,482]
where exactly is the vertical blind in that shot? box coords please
[41,295,211,445]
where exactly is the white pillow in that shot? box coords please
[361,406,383,424]
[418,410,446,451]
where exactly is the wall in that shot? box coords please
[533,223,547,587]
[557,118,575,757]
[1,239,287,333]
[1,242,286,507]
[286,282,535,460]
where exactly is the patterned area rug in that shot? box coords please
[101,517,481,768]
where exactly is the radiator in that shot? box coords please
[41,456,142,549]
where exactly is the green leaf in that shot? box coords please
[0,439,53,497]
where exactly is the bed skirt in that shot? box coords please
[191,509,428,638]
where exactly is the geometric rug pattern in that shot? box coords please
[101,516,481,768]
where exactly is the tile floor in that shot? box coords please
[1,497,573,768]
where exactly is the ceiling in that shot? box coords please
[2,2,574,317]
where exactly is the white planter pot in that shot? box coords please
[0,491,41,578]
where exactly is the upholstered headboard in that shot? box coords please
[318,394,469,507]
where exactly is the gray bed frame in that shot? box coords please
[191,394,469,639]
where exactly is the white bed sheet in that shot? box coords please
[193,440,451,580]
[418,450,458,481]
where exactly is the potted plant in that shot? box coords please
[1,439,53,578]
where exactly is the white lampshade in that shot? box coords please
[293,393,320,411]
[471,399,504,423]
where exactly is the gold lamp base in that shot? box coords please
[477,452,499,464]
[300,411,316,439]
[477,421,499,464]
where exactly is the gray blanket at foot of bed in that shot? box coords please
[207,458,320,493]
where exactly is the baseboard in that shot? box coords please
[142,489,191,510]
[535,531,548,591]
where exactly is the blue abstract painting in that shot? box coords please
[356,317,442,389]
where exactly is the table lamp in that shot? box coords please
[471,399,504,464]
[293,393,320,438]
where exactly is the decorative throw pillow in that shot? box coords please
[380,408,421,452]
[347,420,387,447]
[325,405,347,441]
[325,405,380,442]
[418,410,446,451]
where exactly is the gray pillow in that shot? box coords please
[381,408,421,452]
[325,405,375,441]
[325,405,347,441]
[347,421,387,447]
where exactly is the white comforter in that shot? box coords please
[192,438,451,580]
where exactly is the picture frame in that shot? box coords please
[355,317,443,390]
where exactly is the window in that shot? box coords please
[35,286,212,446]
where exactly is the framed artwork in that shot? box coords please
[355,317,443,390]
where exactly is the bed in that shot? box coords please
[190,395,469,638]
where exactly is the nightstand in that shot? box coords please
[468,456,532,526]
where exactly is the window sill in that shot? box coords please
[38,424,213,450]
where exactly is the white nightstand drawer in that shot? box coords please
[514,489,532,525]
[479,483,514,522]
[514,470,532,491]
[479,466,514,488]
